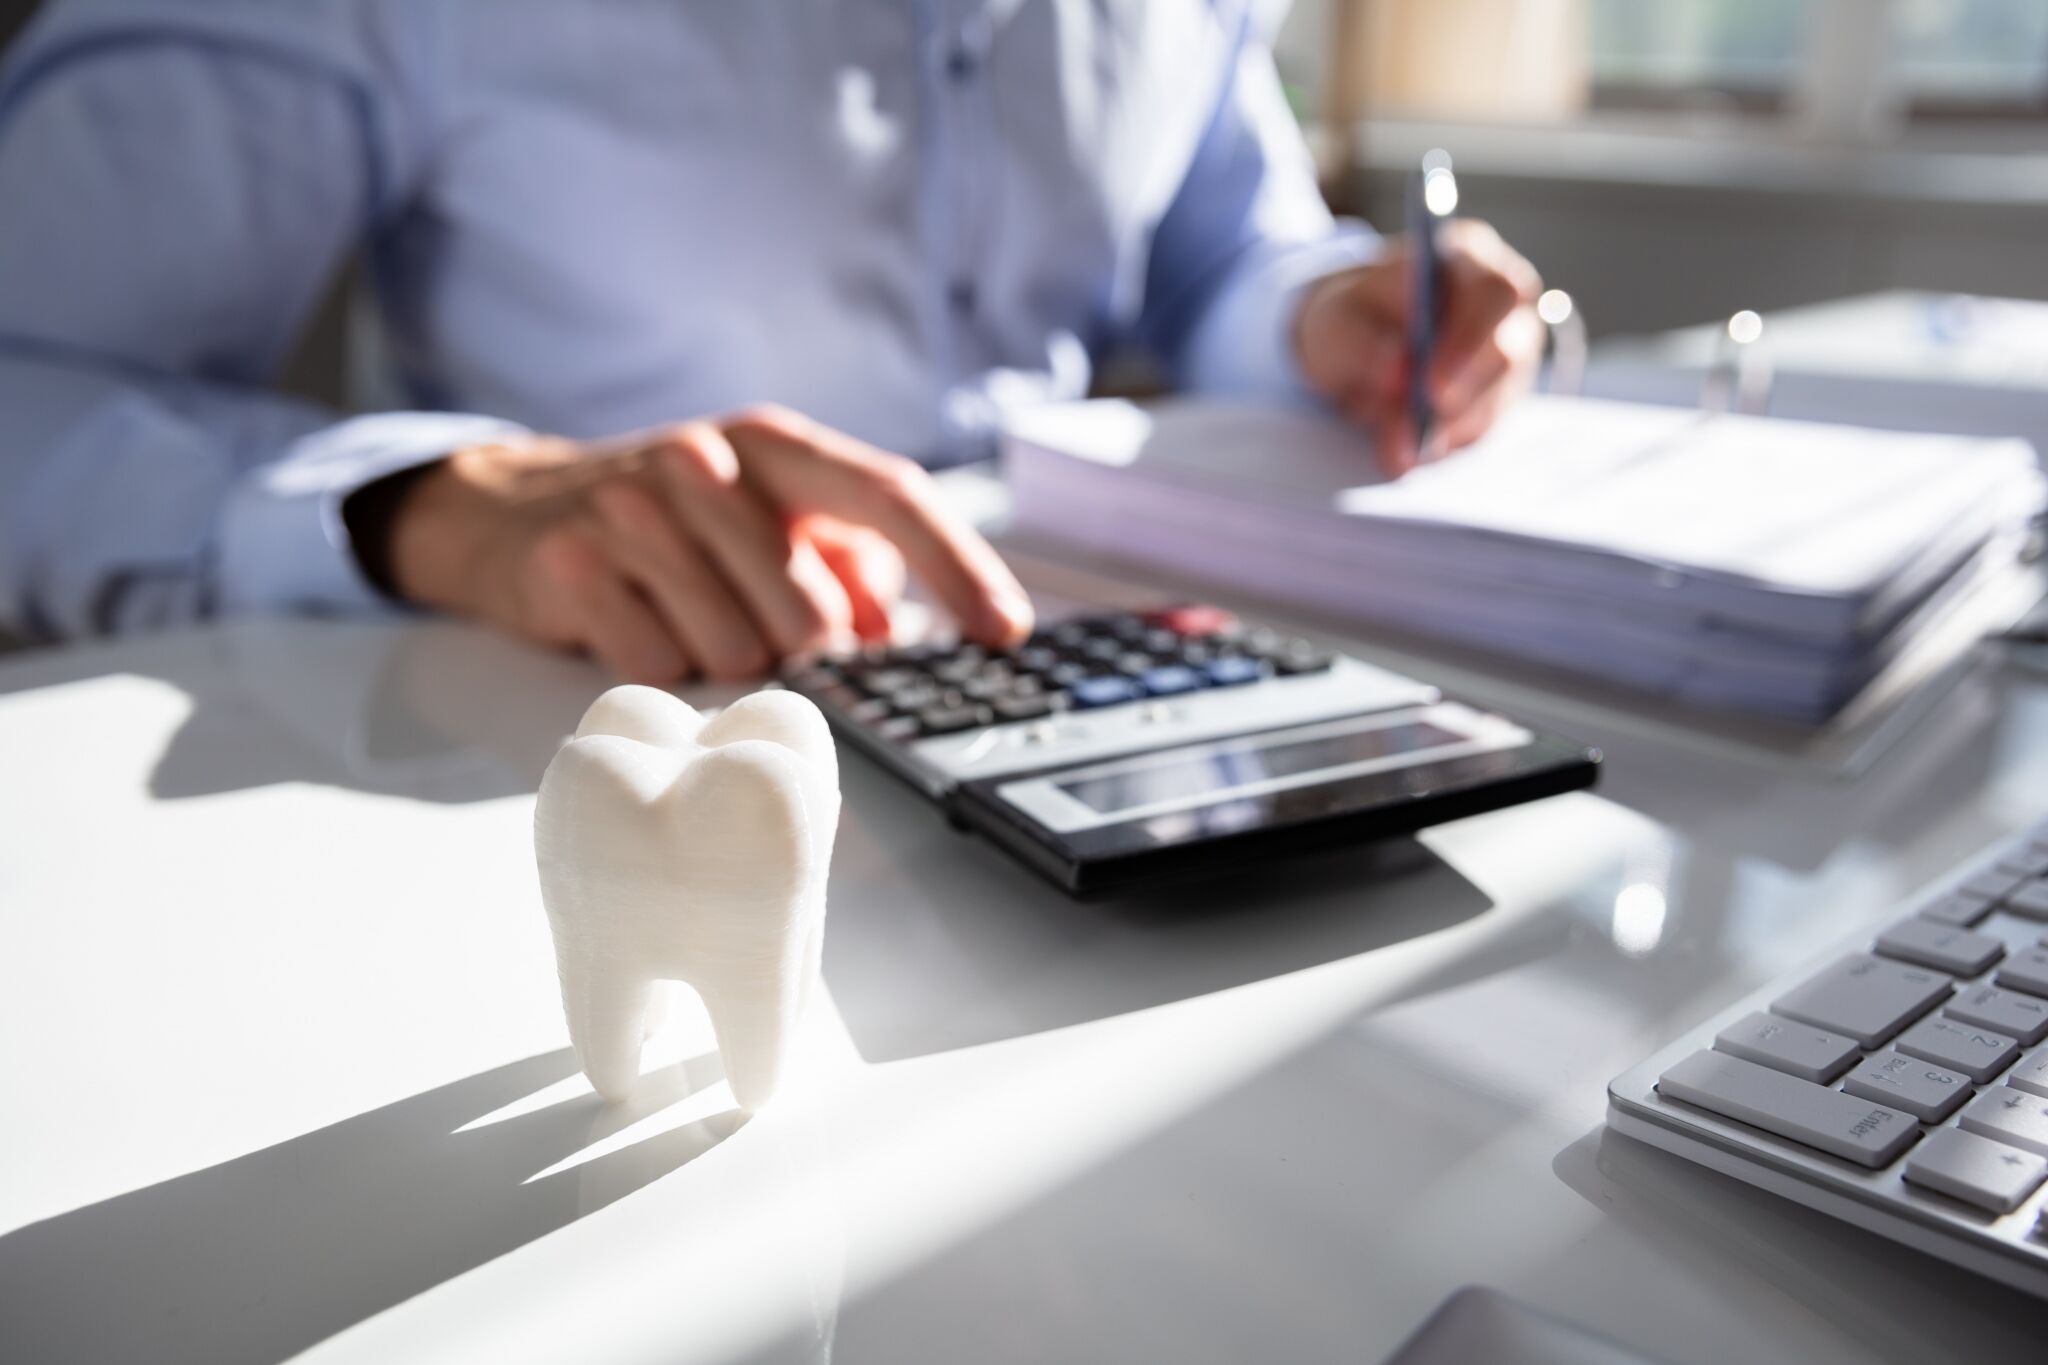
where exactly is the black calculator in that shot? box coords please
[781,606,1600,895]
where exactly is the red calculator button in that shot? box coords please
[1152,605,1237,637]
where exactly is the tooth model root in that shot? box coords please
[535,686,840,1112]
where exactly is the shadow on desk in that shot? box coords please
[1552,1128,2040,1362]
[826,756,1501,1063]
[0,1048,738,1365]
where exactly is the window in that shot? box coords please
[1895,0,2048,114]
[1589,0,1809,112]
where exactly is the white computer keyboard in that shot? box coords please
[1608,818,2048,1299]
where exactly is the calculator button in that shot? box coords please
[873,716,921,742]
[1874,919,2004,976]
[1894,1016,2019,1084]
[916,703,991,735]
[845,697,893,725]
[1203,656,1268,687]
[1081,638,1124,664]
[1772,953,1952,1048]
[1272,647,1334,675]
[992,695,1055,723]
[1946,984,2048,1045]
[1903,1127,2048,1213]
[1655,1050,1918,1169]
[1138,664,1206,697]
[1841,1052,1972,1123]
[1069,676,1142,709]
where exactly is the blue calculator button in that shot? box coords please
[1069,676,1141,709]
[1139,664,1205,696]
[1203,656,1267,687]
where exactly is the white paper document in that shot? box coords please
[1003,394,2043,722]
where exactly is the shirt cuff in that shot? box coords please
[1178,223,1382,409]
[215,412,528,616]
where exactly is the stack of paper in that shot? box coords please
[1002,395,2044,723]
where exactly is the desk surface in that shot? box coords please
[2,562,2045,1364]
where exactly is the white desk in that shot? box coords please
[2,559,2045,1364]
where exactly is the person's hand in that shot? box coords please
[1294,220,1544,478]
[371,405,1033,683]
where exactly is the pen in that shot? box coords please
[1407,149,1457,464]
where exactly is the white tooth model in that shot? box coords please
[534,685,839,1111]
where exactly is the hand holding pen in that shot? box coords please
[1294,151,1545,478]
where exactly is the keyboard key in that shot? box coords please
[1068,676,1141,709]
[1874,919,2004,976]
[1996,850,2048,878]
[1895,1016,2020,1083]
[1963,869,2027,903]
[1138,664,1205,697]
[1904,1127,2048,1213]
[1773,954,1953,1049]
[1656,1051,1918,1169]
[1946,984,2048,1045]
[1995,946,2048,998]
[1918,893,1993,928]
[1842,1052,1973,1123]
[1713,1012,1860,1083]
[2008,1050,2048,1100]
[1202,656,1268,688]
[1959,1087,2048,1158]
[2005,882,2048,920]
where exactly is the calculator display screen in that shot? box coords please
[1052,719,1462,816]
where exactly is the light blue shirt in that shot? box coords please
[0,0,1374,640]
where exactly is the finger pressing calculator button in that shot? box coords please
[917,703,991,735]
[1946,984,2048,1045]
[1655,1050,1918,1168]
[1904,1127,2048,1213]
[1069,676,1141,709]
[1138,664,1205,697]
[1203,656,1268,688]
[1772,953,1953,1048]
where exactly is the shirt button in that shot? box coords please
[947,280,977,316]
[945,46,978,81]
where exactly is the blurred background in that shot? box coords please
[1272,0,2048,337]
[4,0,2040,405]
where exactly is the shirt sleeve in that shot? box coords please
[0,14,521,641]
[1137,13,1380,408]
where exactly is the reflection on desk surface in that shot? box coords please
[1,606,2045,1364]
